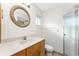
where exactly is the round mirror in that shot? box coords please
[10,5,30,27]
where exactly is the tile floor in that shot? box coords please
[45,51,63,56]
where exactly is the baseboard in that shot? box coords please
[53,51,64,56]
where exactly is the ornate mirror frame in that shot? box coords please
[10,5,30,28]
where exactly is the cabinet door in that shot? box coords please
[13,50,26,56]
[40,40,45,56]
[26,42,41,56]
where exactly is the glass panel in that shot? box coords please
[64,11,77,56]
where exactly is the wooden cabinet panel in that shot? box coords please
[40,40,45,56]
[26,42,41,56]
[13,50,26,56]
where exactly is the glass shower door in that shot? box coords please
[64,11,77,56]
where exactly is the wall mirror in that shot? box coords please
[10,5,30,28]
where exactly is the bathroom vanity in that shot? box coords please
[13,40,45,56]
[0,37,45,56]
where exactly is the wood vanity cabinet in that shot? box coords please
[12,40,45,56]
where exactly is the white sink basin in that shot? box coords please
[19,36,41,44]
[19,40,27,44]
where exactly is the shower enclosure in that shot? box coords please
[64,8,79,56]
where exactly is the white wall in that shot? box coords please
[2,3,42,40]
[42,5,73,53]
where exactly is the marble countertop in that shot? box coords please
[0,37,44,56]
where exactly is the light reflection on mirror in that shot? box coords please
[14,9,29,26]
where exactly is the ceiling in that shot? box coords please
[34,3,79,12]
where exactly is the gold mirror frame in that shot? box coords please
[10,5,30,28]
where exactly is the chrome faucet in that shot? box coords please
[24,36,27,40]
